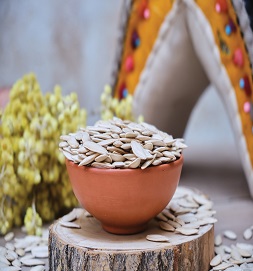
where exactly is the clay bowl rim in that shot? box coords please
[66,155,184,173]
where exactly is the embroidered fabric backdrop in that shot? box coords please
[0,0,234,148]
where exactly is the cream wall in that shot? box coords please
[0,0,122,125]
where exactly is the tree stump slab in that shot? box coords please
[49,187,214,271]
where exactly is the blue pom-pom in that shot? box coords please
[225,24,232,35]
[239,78,245,89]
[122,88,128,98]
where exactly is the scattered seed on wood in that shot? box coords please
[146,234,170,242]
[59,221,81,229]
[175,227,199,236]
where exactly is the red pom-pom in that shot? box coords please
[243,76,252,97]
[138,0,149,19]
[233,48,244,67]
[215,0,228,13]
[125,56,134,72]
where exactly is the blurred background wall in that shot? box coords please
[0,0,122,124]
[0,1,236,156]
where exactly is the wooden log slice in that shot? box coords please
[49,187,214,271]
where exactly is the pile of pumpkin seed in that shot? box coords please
[0,228,49,271]
[59,118,187,169]
[147,188,253,271]
[153,187,217,237]
[209,228,253,271]
[144,186,217,243]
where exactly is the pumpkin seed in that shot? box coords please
[1,267,21,271]
[5,251,17,261]
[156,213,168,222]
[21,258,45,266]
[182,222,200,229]
[177,213,197,223]
[107,146,126,154]
[178,198,199,209]
[95,154,109,162]
[143,142,153,150]
[146,234,170,242]
[136,135,152,141]
[197,217,217,225]
[210,254,222,267]
[175,227,199,236]
[98,138,117,147]
[141,154,156,169]
[5,243,15,251]
[146,139,166,147]
[79,153,99,166]
[192,194,211,206]
[163,151,175,159]
[214,234,223,246]
[11,259,21,268]
[67,136,79,148]
[121,143,132,150]
[0,246,6,254]
[159,221,175,232]
[78,146,88,154]
[31,246,48,258]
[243,228,252,240]
[113,140,123,147]
[113,162,125,168]
[59,221,81,229]
[60,135,71,141]
[30,266,45,271]
[223,230,237,240]
[213,262,233,270]
[110,153,125,162]
[128,158,141,169]
[231,247,243,261]
[167,220,181,229]
[91,162,115,169]
[0,255,10,265]
[61,210,77,222]
[125,132,138,138]
[162,209,175,221]
[62,150,74,161]
[237,247,252,258]
[131,141,147,160]
[4,232,14,242]
[152,159,162,166]
[175,217,185,226]
[83,141,108,155]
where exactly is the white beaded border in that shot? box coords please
[109,0,133,90]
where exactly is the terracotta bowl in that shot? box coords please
[65,156,184,235]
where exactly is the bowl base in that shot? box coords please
[102,223,148,235]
